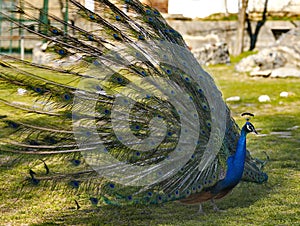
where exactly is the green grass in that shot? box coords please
[229,51,258,64]
[0,63,299,225]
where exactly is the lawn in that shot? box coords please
[0,61,299,225]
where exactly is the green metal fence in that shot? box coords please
[0,0,69,58]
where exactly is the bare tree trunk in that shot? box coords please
[246,0,268,51]
[233,0,248,56]
[224,0,229,16]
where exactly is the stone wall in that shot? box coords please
[167,20,300,54]
[16,20,300,54]
[1,0,299,58]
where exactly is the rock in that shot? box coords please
[270,67,300,78]
[192,42,230,65]
[226,96,241,102]
[270,131,292,138]
[235,48,287,73]
[258,95,271,102]
[250,69,272,77]
[279,91,289,97]
[287,126,299,131]
[236,27,300,77]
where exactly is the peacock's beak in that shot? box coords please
[253,129,258,134]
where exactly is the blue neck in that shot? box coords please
[233,129,247,172]
[212,127,248,193]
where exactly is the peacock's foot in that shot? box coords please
[197,204,206,215]
[213,206,227,213]
[211,199,227,213]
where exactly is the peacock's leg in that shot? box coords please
[198,203,205,214]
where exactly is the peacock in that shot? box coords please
[0,0,268,212]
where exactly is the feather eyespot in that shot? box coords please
[113,33,119,39]
[90,197,98,205]
[71,159,81,166]
[70,180,80,188]
[51,29,59,34]
[58,49,65,55]
[141,70,147,76]
[138,35,145,40]
[8,121,19,129]
[88,35,94,41]
[34,87,43,93]
[62,93,71,101]
[116,77,123,83]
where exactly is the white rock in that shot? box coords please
[17,88,27,95]
[226,96,241,102]
[280,91,289,97]
[250,70,271,77]
[270,67,300,78]
[287,126,299,131]
[258,95,271,102]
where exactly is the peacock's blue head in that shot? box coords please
[243,121,258,134]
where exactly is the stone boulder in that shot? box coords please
[192,42,230,66]
[235,28,300,78]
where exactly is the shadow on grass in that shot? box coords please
[31,181,272,225]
